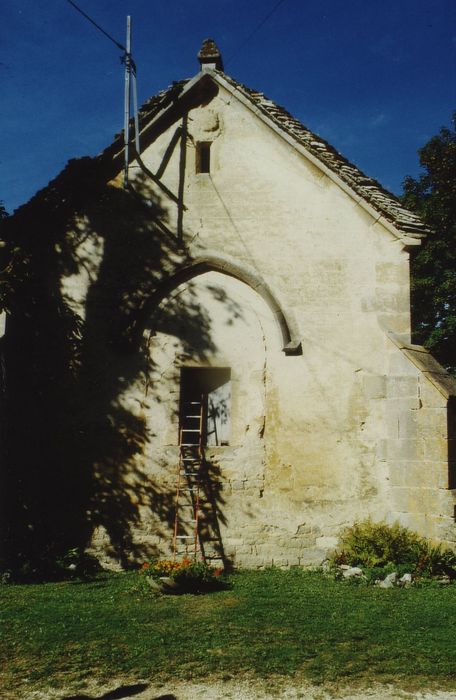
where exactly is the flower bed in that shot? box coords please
[140,558,227,594]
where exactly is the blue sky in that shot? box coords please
[2,0,455,214]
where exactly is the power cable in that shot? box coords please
[225,0,288,68]
[65,0,126,53]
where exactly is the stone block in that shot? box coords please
[390,487,413,512]
[375,288,410,313]
[388,462,406,487]
[271,558,289,568]
[423,437,448,462]
[401,460,446,489]
[299,548,326,566]
[386,412,400,440]
[419,380,448,409]
[391,486,435,513]
[376,262,408,284]
[387,438,421,461]
[363,375,387,399]
[387,376,418,399]
[415,408,447,437]
[315,536,338,550]
[427,515,456,542]
[289,535,316,548]
[387,510,427,535]
[388,351,419,376]
[398,411,418,440]
[376,439,388,461]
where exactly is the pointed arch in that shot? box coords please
[137,253,301,355]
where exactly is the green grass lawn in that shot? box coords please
[1,568,456,696]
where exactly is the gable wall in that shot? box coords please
[86,83,456,566]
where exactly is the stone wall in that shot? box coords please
[83,78,456,566]
[385,336,456,548]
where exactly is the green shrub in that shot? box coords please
[330,519,456,580]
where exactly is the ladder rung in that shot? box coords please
[182,429,201,433]
[176,535,195,539]
[184,415,201,419]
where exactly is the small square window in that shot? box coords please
[196,142,211,174]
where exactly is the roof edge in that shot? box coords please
[387,331,456,399]
[206,69,425,246]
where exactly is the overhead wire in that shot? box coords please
[224,0,288,68]
[65,0,126,53]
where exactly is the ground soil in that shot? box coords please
[20,677,456,700]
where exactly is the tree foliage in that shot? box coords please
[402,112,456,374]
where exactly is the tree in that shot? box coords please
[402,112,456,374]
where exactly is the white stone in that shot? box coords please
[378,572,398,588]
[342,567,364,578]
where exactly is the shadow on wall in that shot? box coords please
[0,154,230,576]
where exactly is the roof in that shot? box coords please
[100,61,428,244]
[13,41,428,244]
[388,332,456,399]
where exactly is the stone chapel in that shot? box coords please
[3,39,455,569]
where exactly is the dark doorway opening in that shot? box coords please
[179,367,231,446]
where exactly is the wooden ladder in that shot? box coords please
[173,398,204,561]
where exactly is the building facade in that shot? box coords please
[4,40,456,569]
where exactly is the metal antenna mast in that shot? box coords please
[123,17,132,188]
[123,16,140,187]
[65,2,141,188]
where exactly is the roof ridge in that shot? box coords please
[17,69,428,241]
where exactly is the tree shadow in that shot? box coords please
[62,683,150,699]
[0,151,230,577]
[198,455,229,568]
